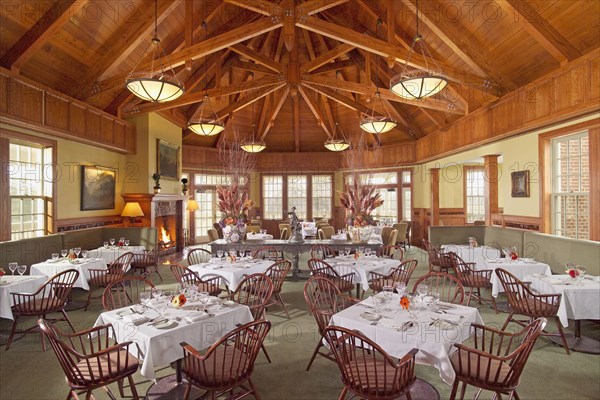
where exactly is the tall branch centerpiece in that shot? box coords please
[339,137,383,243]
[216,134,256,242]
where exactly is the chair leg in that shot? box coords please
[61,309,76,332]
[84,288,95,311]
[248,378,260,400]
[338,387,348,400]
[4,315,19,351]
[183,382,192,400]
[466,290,473,307]
[117,379,125,397]
[449,380,460,400]
[490,292,499,314]
[306,341,323,371]
[276,294,290,318]
[459,381,468,400]
[128,375,139,400]
[261,344,272,363]
[501,312,514,330]
[555,317,571,355]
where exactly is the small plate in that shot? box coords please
[222,300,236,307]
[154,320,178,329]
[360,312,381,321]
[116,309,135,317]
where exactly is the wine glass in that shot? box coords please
[382,285,394,311]
[576,265,586,282]
[103,241,109,249]
[124,239,130,249]
[395,282,407,297]
[139,291,152,310]
[74,247,81,258]
[430,292,441,311]
[17,265,26,276]
[365,248,372,257]
[417,283,429,297]
[344,247,351,257]
[370,295,383,314]
[109,238,116,246]
[51,253,59,262]
[81,250,88,259]
[407,292,420,320]
[216,250,224,260]
[60,249,68,259]
[8,262,18,278]
[198,291,210,311]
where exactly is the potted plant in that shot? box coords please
[152,173,161,194]
[181,178,188,195]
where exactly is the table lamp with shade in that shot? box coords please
[185,199,199,246]
[121,202,144,226]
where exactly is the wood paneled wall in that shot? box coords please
[0,67,135,154]
[416,49,600,162]
[491,214,541,232]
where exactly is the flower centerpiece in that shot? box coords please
[171,293,187,308]
[339,136,384,243]
[565,264,583,280]
[216,133,257,243]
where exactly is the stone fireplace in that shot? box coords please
[121,193,186,255]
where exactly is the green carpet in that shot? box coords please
[1,247,599,399]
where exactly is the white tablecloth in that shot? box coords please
[246,233,274,241]
[30,258,108,290]
[95,299,253,380]
[327,256,399,291]
[442,245,501,267]
[189,259,273,291]
[0,275,48,320]
[477,259,552,297]
[302,222,317,237]
[524,274,600,327]
[331,294,483,384]
[87,246,145,263]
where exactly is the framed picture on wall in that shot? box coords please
[81,165,116,210]
[157,139,179,180]
[511,170,530,197]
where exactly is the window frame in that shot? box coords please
[463,165,486,224]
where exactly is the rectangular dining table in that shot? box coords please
[441,244,501,267]
[188,258,273,291]
[0,275,48,320]
[476,258,552,297]
[209,239,382,279]
[325,255,399,292]
[331,294,483,384]
[95,298,254,380]
[30,258,107,290]
[87,245,146,263]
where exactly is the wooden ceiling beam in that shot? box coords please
[302,74,464,115]
[90,18,283,97]
[296,0,350,16]
[1,0,87,72]
[229,44,285,73]
[185,0,194,71]
[258,87,289,140]
[311,59,355,75]
[215,82,287,119]
[232,60,277,75]
[298,85,333,137]
[302,83,377,117]
[296,15,483,86]
[122,74,284,117]
[300,43,355,74]
[223,0,280,16]
[502,0,582,64]
[294,95,300,152]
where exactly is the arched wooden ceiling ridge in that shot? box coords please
[1,0,597,152]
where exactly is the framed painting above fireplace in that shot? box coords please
[81,165,116,210]
[157,139,179,180]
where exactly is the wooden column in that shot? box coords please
[483,154,501,226]
[430,168,440,226]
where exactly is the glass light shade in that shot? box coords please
[121,202,144,218]
[359,117,397,134]
[126,75,184,103]
[241,140,266,153]
[188,121,225,136]
[390,74,448,100]
[324,139,350,152]
[186,199,199,211]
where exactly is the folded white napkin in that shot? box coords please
[122,314,150,325]
[184,312,209,323]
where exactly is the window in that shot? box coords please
[287,175,307,219]
[312,175,332,219]
[552,132,589,239]
[372,189,397,222]
[465,167,485,223]
[402,187,412,221]
[263,175,283,219]
[9,141,54,240]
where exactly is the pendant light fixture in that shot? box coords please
[390,0,448,100]
[241,99,266,153]
[187,21,224,136]
[360,19,397,134]
[325,77,350,152]
[125,0,184,103]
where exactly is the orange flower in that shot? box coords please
[400,296,410,310]
[354,252,360,260]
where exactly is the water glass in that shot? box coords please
[8,262,18,277]
[198,291,210,311]
[407,292,420,320]
[431,292,440,310]
[417,284,429,297]
[139,291,152,308]
[17,265,27,276]
[395,282,407,297]
[51,253,59,261]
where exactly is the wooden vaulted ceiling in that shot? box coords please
[1,0,599,152]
